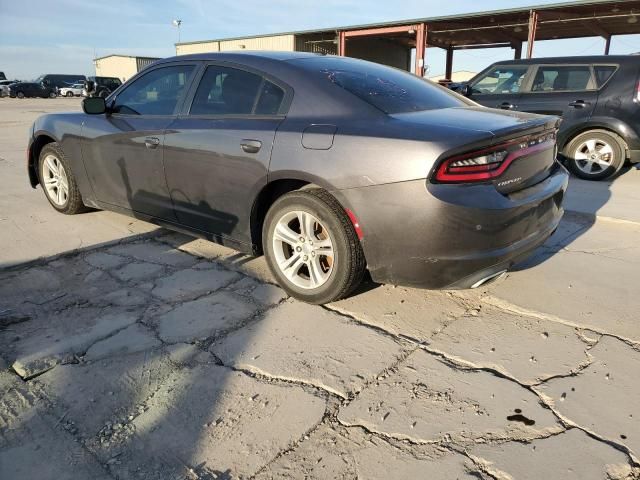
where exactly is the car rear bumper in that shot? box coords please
[334,162,569,289]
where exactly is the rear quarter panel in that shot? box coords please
[268,116,493,191]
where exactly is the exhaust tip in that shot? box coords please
[471,270,507,289]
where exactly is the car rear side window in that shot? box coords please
[191,66,267,115]
[255,80,285,115]
[112,65,195,115]
[594,65,618,87]
[293,56,467,114]
[531,66,593,92]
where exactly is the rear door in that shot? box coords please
[81,63,197,220]
[467,64,531,111]
[516,64,598,129]
[163,62,289,244]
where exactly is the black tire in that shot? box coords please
[38,143,88,214]
[263,189,366,304]
[49,91,57,98]
[16,91,24,99]
[66,91,74,97]
[563,129,626,180]
[98,90,108,98]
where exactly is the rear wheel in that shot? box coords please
[49,91,57,98]
[66,91,74,97]
[564,130,625,180]
[263,189,366,304]
[38,143,88,214]
[16,91,24,99]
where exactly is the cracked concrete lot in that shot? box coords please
[2,99,640,479]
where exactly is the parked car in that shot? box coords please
[83,76,122,98]
[457,56,640,180]
[0,79,18,97]
[59,83,84,97]
[34,74,86,92]
[9,82,56,98]
[27,53,567,304]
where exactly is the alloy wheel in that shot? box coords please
[272,210,334,289]
[42,154,69,206]
[573,138,614,175]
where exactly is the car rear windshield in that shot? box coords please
[292,57,468,114]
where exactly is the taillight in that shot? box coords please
[434,132,556,183]
[635,80,640,102]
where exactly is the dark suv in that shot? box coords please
[459,56,640,180]
[85,76,122,98]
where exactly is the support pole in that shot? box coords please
[414,23,427,77]
[527,10,538,59]
[513,41,523,59]
[604,35,612,55]
[445,47,453,80]
[338,31,346,56]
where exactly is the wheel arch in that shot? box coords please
[28,134,58,187]
[559,121,632,159]
[250,178,321,254]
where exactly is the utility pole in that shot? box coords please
[172,19,183,44]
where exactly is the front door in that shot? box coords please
[467,64,531,111]
[516,64,598,130]
[163,63,288,244]
[81,63,197,220]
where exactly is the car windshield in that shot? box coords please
[292,56,470,114]
[33,75,45,83]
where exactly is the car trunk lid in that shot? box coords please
[393,106,560,194]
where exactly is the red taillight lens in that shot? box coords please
[434,132,555,183]
[635,80,640,102]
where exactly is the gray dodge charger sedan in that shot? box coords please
[27,52,568,304]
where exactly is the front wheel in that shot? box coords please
[66,91,74,97]
[49,92,57,98]
[563,130,626,180]
[263,189,366,304]
[38,143,88,214]
[16,91,25,99]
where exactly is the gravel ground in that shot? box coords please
[1,97,639,479]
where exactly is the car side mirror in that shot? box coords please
[460,83,471,96]
[84,80,95,94]
[82,97,106,115]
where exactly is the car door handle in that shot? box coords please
[499,102,515,110]
[568,100,589,108]
[144,137,160,149]
[240,139,262,154]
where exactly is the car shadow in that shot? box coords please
[510,167,622,272]
[0,230,299,478]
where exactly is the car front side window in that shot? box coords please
[471,66,528,95]
[112,65,195,116]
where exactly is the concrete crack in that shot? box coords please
[481,295,640,350]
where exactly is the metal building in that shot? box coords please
[93,55,160,82]
[175,0,640,78]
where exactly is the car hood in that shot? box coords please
[391,106,559,141]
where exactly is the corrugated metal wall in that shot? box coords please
[176,35,294,55]
[95,56,137,81]
[219,34,294,51]
[136,57,158,72]
[176,41,221,55]
[295,34,338,55]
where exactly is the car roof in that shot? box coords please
[493,55,637,65]
[155,51,323,66]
